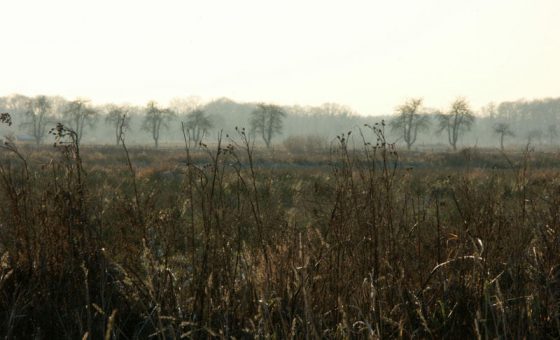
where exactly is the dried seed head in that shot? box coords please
[0,113,12,126]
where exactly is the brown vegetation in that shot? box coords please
[0,118,560,338]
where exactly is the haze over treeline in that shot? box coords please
[1,93,559,150]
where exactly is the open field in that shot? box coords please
[1,131,560,338]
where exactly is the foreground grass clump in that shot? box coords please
[0,122,560,338]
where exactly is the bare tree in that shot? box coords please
[390,98,430,150]
[169,96,203,114]
[4,94,29,115]
[250,103,286,148]
[527,129,543,145]
[63,99,98,143]
[316,102,354,117]
[105,105,130,145]
[437,98,475,150]
[142,101,175,148]
[481,102,498,118]
[493,123,514,150]
[21,95,53,145]
[182,109,213,147]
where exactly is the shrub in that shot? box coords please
[283,134,327,154]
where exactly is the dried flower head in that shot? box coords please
[0,113,12,126]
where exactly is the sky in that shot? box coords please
[1,0,559,115]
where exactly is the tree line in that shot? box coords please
[1,94,559,150]
[391,98,476,151]
[0,95,288,148]
[390,97,560,151]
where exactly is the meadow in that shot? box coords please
[1,123,560,339]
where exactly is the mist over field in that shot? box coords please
[1,1,560,338]
[2,94,560,151]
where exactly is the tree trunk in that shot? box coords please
[500,134,504,150]
[265,137,271,149]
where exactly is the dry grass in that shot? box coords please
[0,119,559,338]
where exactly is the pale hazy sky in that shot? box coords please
[1,0,559,115]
